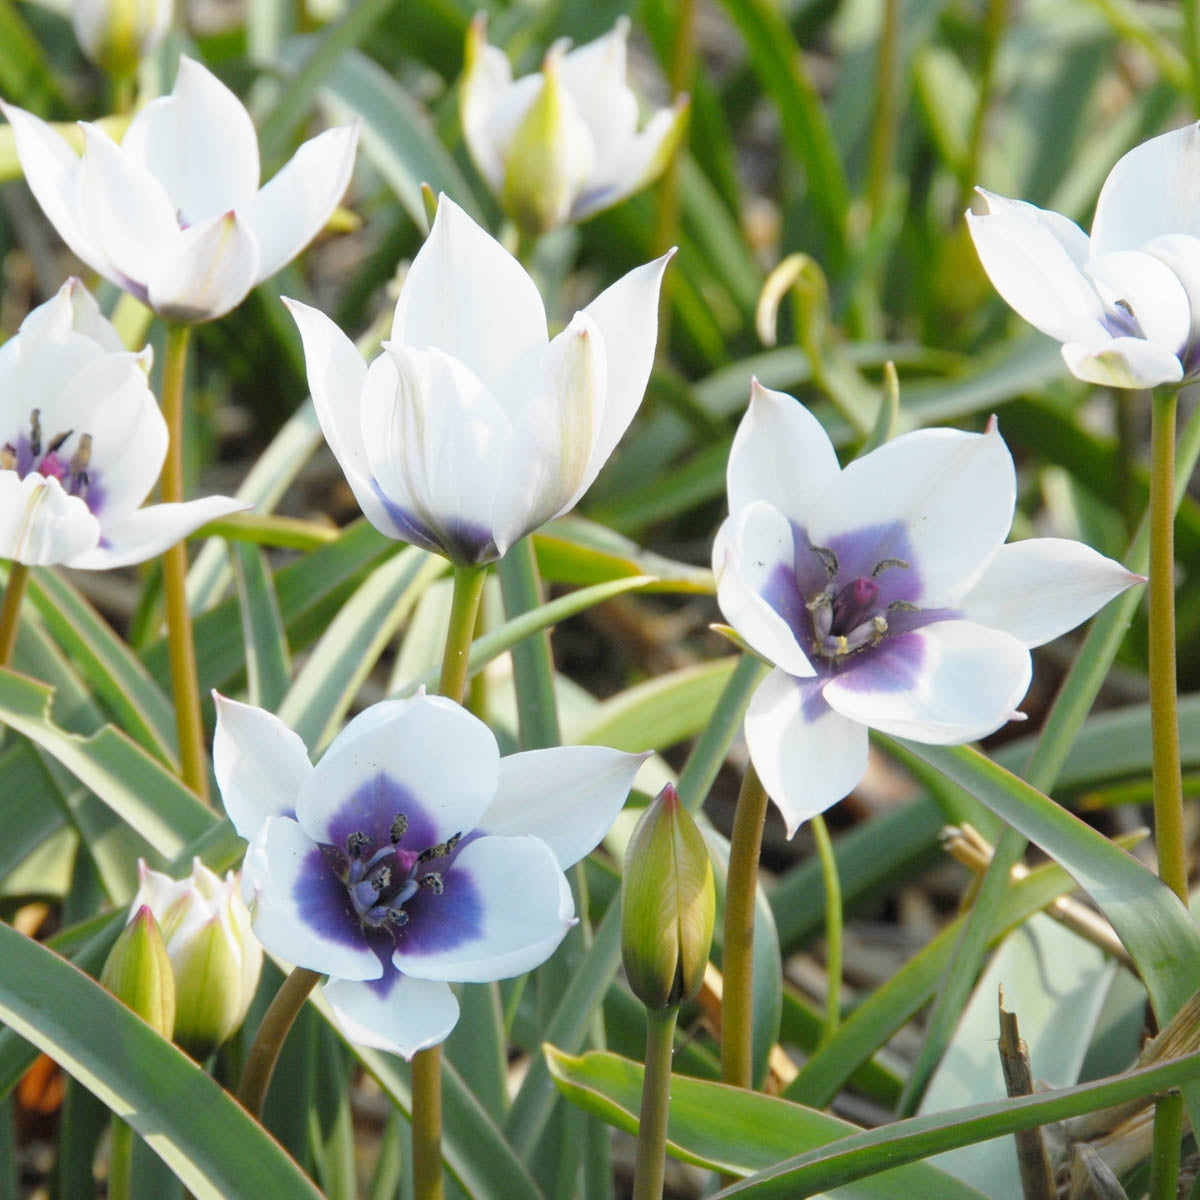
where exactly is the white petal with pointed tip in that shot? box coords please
[810,425,1014,607]
[146,212,260,322]
[0,473,99,566]
[481,746,645,867]
[324,970,458,1059]
[298,693,499,848]
[391,195,547,397]
[744,669,868,836]
[67,494,247,569]
[823,619,1031,744]
[559,19,638,167]
[396,835,573,982]
[966,193,1108,345]
[960,538,1142,648]
[213,694,311,841]
[727,382,840,523]
[251,817,382,981]
[714,502,815,679]
[246,122,359,283]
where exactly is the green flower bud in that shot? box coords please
[72,0,171,78]
[621,784,715,1010]
[132,858,263,1060]
[100,905,175,1039]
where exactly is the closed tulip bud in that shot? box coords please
[100,905,175,1039]
[72,0,171,78]
[132,859,263,1060]
[621,784,715,1010]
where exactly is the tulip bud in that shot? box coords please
[621,784,715,1010]
[72,0,171,78]
[132,859,263,1060]
[100,905,175,1039]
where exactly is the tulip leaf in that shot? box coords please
[713,1047,1200,1199]
[0,923,322,1200]
[545,1047,987,1198]
[231,541,292,712]
[0,738,67,888]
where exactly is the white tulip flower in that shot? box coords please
[461,15,688,236]
[72,0,171,77]
[1,57,359,323]
[287,194,671,565]
[967,123,1200,389]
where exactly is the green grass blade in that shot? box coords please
[231,542,292,711]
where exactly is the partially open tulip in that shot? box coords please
[1,57,358,323]
[967,123,1200,389]
[0,279,244,568]
[714,381,1143,834]
[286,194,671,565]
[461,15,688,236]
[72,0,171,78]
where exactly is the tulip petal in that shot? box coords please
[0,473,99,566]
[245,122,359,283]
[324,967,458,1059]
[713,501,816,678]
[68,494,247,569]
[1144,233,1200,355]
[298,694,499,851]
[575,251,671,481]
[395,835,573,983]
[461,17,516,191]
[558,18,638,167]
[1090,123,1200,256]
[744,669,869,836]
[823,619,1031,744]
[0,103,107,278]
[212,693,311,840]
[960,538,1143,648]
[1060,337,1184,388]
[78,122,179,297]
[727,380,840,524]
[250,816,382,980]
[810,424,1015,607]
[966,191,1109,345]
[145,211,260,322]
[1085,249,1190,354]
[492,312,604,551]
[120,56,260,223]
[480,746,646,867]
[363,345,508,563]
[391,195,547,399]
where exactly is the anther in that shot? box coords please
[887,600,918,612]
[387,908,409,927]
[346,831,373,859]
[372,865,392,892]
[68,434,92,487]
[28,410,41,459]
[872,557,909,576]
[389,813,408,843]
[419,872,444,895]
[45,430,73,456]
[1,444,15,471]
[811,545,839,579]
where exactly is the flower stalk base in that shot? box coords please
[237,967,322,1117]
[632,1006,678,1200]
[0,561,30,668]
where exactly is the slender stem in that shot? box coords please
[0,561,30,668]
[108,1116,134,1200]
[438,565,487,703]
[865,0,898,225]
[721,763,769,1089]
[411,1047,444,1200]
[809,814,842,1045]
[1150,1091,1184,1200]
[1149,388,1185,904]
[158,323,209,803]
[632,1006,679,1200]
[237,967,322,1117]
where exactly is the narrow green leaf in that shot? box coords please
[0,924,323,1200]
[231,541,292,711]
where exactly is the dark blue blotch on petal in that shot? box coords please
[823,522,924,607]
[762,559,810,649]
[322,771,437,855]
[394,863,483,961]
[832,630,927,694]
[293,843,368,951]
[369,479,498,565]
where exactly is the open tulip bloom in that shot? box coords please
[714,383,1143,835]
[967,123,1200,389]
[1,57,358,323]
[286,194,671,566]
[461,16,688,235]
[213,690,645,1058]
[0,279,244,567]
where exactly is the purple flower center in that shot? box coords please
[2,408,97,507]
[806,546,914,661]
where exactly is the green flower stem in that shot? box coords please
[810,814,842,1045]
[108,1116,134,1200]
[632,1006,679,1200]
[237,967,322,1117]
[437,565,487,702]
[0,561,30,668]
[1150,1091,1184,1200]
[410,561,489,1200]
[158,322,208,803]
[1149,387,1186,904]
[721,761,769,1089]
